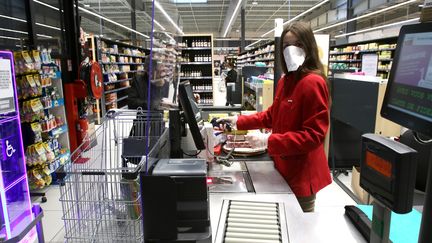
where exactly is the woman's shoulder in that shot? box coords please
[299,72,326,87]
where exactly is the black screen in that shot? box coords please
[178,81,205,150]
[381,23,432,136]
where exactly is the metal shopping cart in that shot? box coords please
[57,109,165,242]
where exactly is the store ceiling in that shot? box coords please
[77,0,422,42]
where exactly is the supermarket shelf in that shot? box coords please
[379,58,393,61]
[179,47,212,50]
[193,90,213,93]
[120,105,128,109]
[46,124,68,137]
[330,68,358,73]
[180,76,212,80]
[329,60,362,63]
[43,98,65,110]
[180,62,212,65]
[329,51,357,55]
[377,68,391,72]
[255,58,274,62]
[198,104,213,107]
[105,78,133,85]
[106,95,129,105]
[102,52,146,58]
[104,86,130,94]
[101,62,144,65]
[103,70,144,75]
[244,82,262,92]
[238,50,274,60]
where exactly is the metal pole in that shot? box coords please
[240,7,245,52]
[24,0,36,49]
[418,149,432,243]
[131,0,137,44]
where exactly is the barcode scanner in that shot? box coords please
[210,117,232,132]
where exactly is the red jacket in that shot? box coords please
[237,73,331,197]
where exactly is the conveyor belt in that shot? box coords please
[215,200,289,243]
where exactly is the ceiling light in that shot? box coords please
[245,39,263,49]
[36,22,61,31]
[0,14,26,23]
[223,0,243,37]
[0,35,21,40]
[261,0,329,37]
[155,1,184,35]
[84,4,90,7]
[334,18,420,38]
[34,0,60,11]
[236,29,240,32]
[314,0,417,33]
[37,34,53,38]
[78,6,150,38]
[171,0,207,3]
[0,27,27,35]
[252,1,258,5]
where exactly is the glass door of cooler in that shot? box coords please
[0,51,34,241]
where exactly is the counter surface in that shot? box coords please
[209,160,366,243]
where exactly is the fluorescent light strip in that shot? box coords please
[34,0,60,11]
[223,0,243,37]
[155,1,184,35]
[78,6,150,38]
[0,35,21,40]
[0,14,26,23]
[261,0,329,37]
[314,0,417,33]
[335,17,420,38]
[245,39,263,49]
[36,22,61,31]
[154,20,166,31]
[0,27,27,35]
[37,34,53,38]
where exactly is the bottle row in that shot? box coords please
[192,83,212,91]
[178,39,211,48]
[180,69,205,77]
[196,94,213,105]
[179,53,212,62]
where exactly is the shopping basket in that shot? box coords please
[57,109,165,242]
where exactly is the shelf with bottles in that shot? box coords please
[238,42,275,60]
[13,49,70,191]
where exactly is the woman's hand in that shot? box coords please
[216,116,238,131]
[245,132,271,149]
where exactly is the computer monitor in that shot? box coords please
[381,22,432,137]
[178,81,206,150]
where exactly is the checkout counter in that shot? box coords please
[146,106,366,243]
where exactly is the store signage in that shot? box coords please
[0,59,15,115]
[362,54,379,77]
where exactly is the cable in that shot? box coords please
[413,131,432,144]
[182,149,202,157]
[208,129,237,167]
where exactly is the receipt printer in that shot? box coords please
[140,158,211,242]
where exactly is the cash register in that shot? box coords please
[346,22,432,243]
[140,81,211,242]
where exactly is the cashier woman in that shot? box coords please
[220,21,331,212]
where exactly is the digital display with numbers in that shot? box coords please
[382,23,432,136]
[365,150,392,178]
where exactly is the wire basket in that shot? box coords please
[57,109,165,242]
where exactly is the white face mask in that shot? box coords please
[283,46,306,72]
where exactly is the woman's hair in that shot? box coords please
[279,21,325,80]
